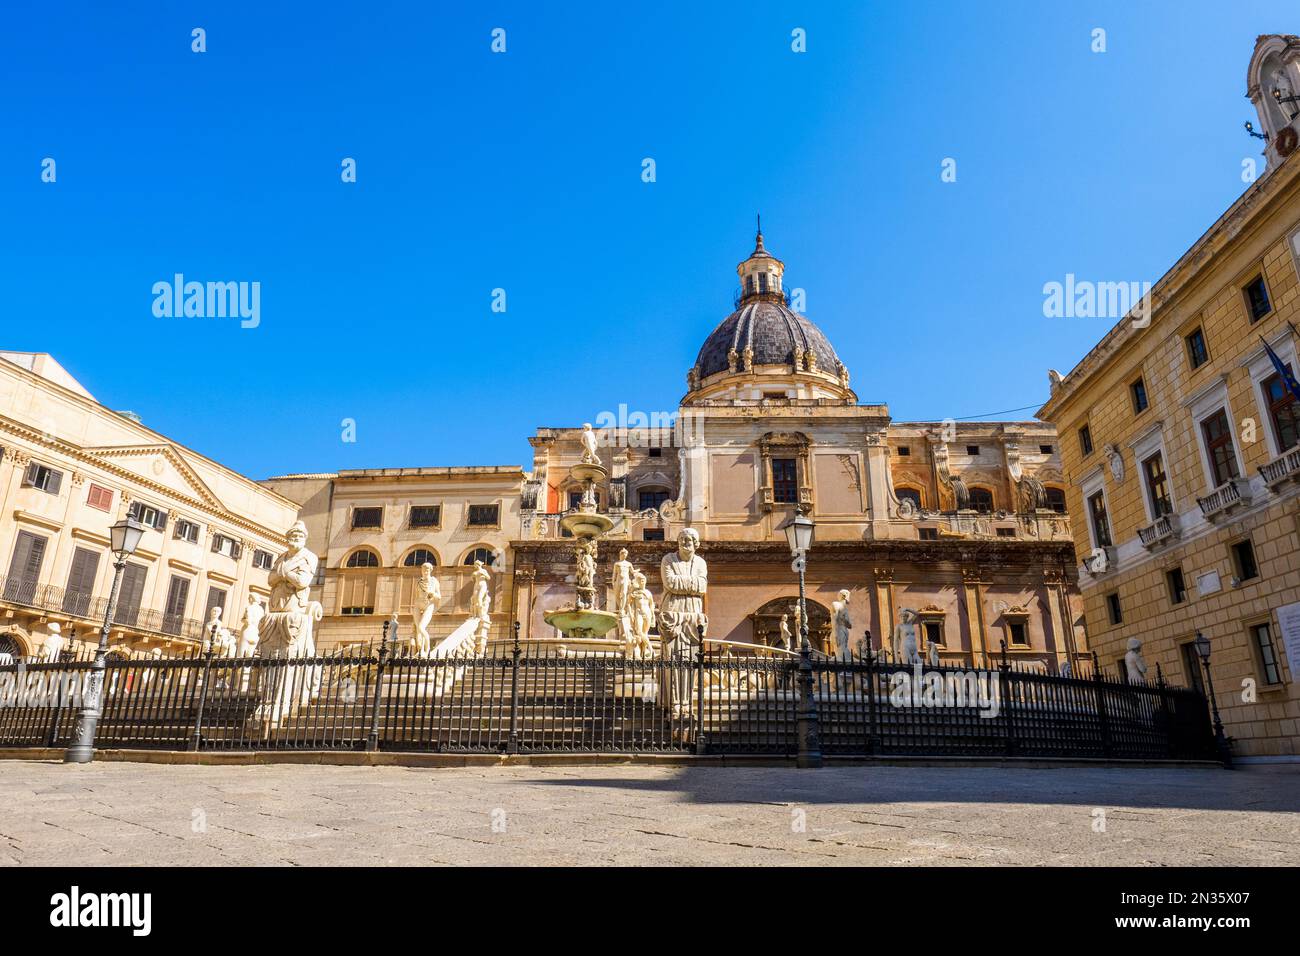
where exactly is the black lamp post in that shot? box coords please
[1193,631,1233,769]
[65,514,146,764]
[779,504,821,768]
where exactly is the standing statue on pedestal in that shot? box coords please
[792,601,803,649]
[612,547,633,616]
[832,590,853,658]
[625,570,656,660]
[574,540,597,610]
[1124,637,1148,684]
[778,613,793,651]
[413,562,442,657]
[207,605,236,658]
[893,608,920,664]
[239,595,264,657]
[580,422,600,465]
[659,528,707,714]
[470,559,492,620]
[256,521,322,725]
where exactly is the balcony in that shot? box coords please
[1197,478,1251,522]
[1137,512,1181,550]
[1260,447,1300,491]
[0,574,205,643]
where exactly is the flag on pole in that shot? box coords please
[1261,327,1300,405]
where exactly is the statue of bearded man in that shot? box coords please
[258,521,320,658]
[659,529,707,714]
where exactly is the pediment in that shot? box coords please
[81,443,223,510]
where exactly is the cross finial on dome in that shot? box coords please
[755,213,764,252]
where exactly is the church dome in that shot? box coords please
[685,224,854,404]
[695,299,842,379]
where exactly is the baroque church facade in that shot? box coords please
[268,231,1086,670]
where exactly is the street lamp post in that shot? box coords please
[1193,631,1234,769]
[64,515,145,764]
[779,504,821,769]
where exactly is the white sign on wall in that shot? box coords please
[1275,602,1300,679]
[1196,570,1222,596]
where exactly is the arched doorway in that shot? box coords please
[0,627,32,660]
[0,634,22,659]
[750,598,832,654]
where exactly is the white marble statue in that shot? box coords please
[256,521,322,724]
[778,614,792,651]
[413,562,442,657]
[893,608,920,664]
[1125,637,1149,684]
[206,605,236,658]
[239,594,264,657]
[927,638,940,667]
[792,601,803,647]
[832,589,853,658]
[39,622,66,662]
[580,422,600,464]
[612,548,633,616]
[625,570,656,660]
[659,528,707,711]
[470,559,492,621]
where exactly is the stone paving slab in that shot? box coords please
[0,760,1297,866]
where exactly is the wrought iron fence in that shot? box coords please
[0,646,1218,761]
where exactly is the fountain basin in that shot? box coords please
[569,461,607,484]
[560,511,615,537]
[543,606,621,639]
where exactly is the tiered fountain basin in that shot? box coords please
[542,606,621,640]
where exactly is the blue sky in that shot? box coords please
[1,2,1293,477]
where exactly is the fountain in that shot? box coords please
[543,431,622,642]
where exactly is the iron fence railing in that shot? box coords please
[0,645,1217,761]
[0,574,206,644]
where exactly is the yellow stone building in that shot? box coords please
[0,351,300,659]
[1038,35,1300,760]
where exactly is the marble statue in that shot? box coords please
[239,594,264,657]
[413,562,442,657]
[625,570,656,660]
[256,521,322,724]
[580,422,600,464]
[612,548,633,616]
[1059,658,1073,679]
[778,614,792,651]
[574,540,596,609]
[1104,443,1125,483]
[206,605,236,658]
[893,608,920,664]
[927,638,940,667]
[792,601,803,647]
[832,590,853,658]
[659,528,707,711]
[39,623,66,662]
[1124,637,1148,684]
[470,559,492,621]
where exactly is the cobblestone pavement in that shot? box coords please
[1,760,1297,866]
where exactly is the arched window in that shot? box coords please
[1045,487,1067,513]
[345,548,380,568]
[896,487,923,511]
[566,488,601,511]
[463,547,496,567]
[402,548,439,567]
[968,488,994,514]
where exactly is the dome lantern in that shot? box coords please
[736,215,785,304]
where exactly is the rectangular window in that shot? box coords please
[340,575,375,615]
[1231,539,1259,581]
[1039,444,1053,455]
[647,447,662,458]
[1078,425,1093,457]
[1046,487,1067,513]
[918,527,938,541]
[923,621,943,646]
[1243,275,1272,322]
[1201,409,1240,486]
[1142,452,1173,517]
[1166,567,1187,605]
[1130,377,1149,414]
[996,527,1015,537]
[128,501,167,531]
[771,458,798,504]
[62,547,100,617]
[252,549,274,570]
[1106,592,1123,626]
[1263,368,1300,452]
[211,533,241,559]
[21,462,63,495]
[897,446,911,457]
[642,528,665,542]
[468,504,500,527]
[204,587,227,620]
[638,489,670,512]
[966,445,980,456]
[409,505,441,528]
[351,506,383,530]
[162,575,191,635]
[1186,328,1209,369]
[4,530,48,604]
[1087,491,1112,548]
[174,519,200,543]
[1181,641,1206,696]
[1251,622,1282,685]
[86,483,114,512]
[1008,621,1028,646]
[113,562,148,627]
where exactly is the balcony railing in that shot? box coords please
[1260,447,1300,490]
[1137,512,1180,550]
[1197,478,1251,521]
[0,574,205,643]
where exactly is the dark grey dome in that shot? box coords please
[695,300,842,378]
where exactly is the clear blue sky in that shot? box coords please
[2,2,1292,478]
